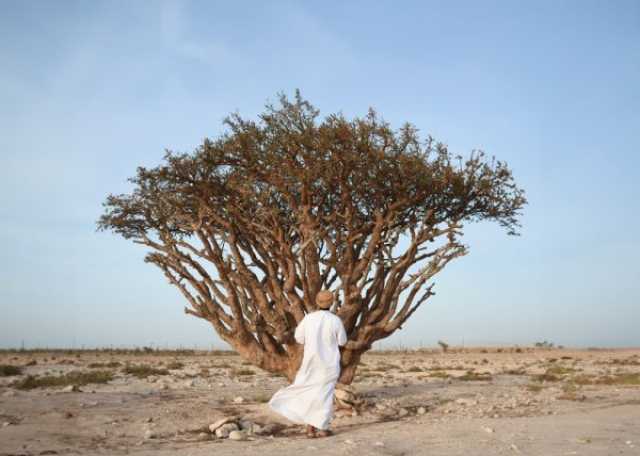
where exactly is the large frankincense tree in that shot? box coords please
[97,91,526,383]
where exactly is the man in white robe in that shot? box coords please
[269,290,347,438]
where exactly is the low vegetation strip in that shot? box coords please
[0,365,23,376]
[11,370,114,390]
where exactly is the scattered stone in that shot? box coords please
[374,441,385,447]
[64,411,73,419]
[233,396,245,404]
[2,422,11,427]
[398,408,409,417]
[239,420,254,431]
[228,430,247,441]
[253,423,282,436]
[62,385,80,393]
[197,432,211,441]
[344,439,355,444]
[417,406,427,415]
[455,398,477,406]
[482,426,495,434]
[145,417,153,423]
[215,423,239,438]
[144,430,157,440]
[184,379,195,388]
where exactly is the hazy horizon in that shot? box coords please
[1,1,639,350]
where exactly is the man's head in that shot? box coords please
[315,290,334,310]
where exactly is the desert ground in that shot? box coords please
[1,347,639,456]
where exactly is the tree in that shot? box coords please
[97,91,526,384]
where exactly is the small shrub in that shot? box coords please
[166,361,184,370]
[123,364,169,378]
[232,368,255,376]
[458,371,492,381]
[0,365,23,376]
[405,366,423,373]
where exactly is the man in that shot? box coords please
[269,290,347,438]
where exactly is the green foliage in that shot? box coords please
[11,370,113,389]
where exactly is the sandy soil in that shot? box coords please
[1,348,639,456]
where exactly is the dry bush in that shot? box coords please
[11,371,113,390]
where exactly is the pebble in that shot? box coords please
[228,430,247,441]
[197,432,210,441]
[2,422,11,427]
[482,426,495,434]
[417,406,427,415]
[398,408,409,417]
[144,430,157,440]
[374,441,385,447]
[2,391,16,397]
[233,396,245,404]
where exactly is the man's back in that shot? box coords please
[295,310,347,371]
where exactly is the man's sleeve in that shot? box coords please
[336,318,347,347]
[294,317,306,345]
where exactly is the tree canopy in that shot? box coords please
[97,91,527,382]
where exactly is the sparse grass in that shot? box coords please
[0,365,23,376]
[373,363,400,372]
[532,372,562,383]
[545,365,578,375]
[232,368,255,376]
[526,383,544,393]
[253,393,270,403]
[427,370,450,378]
[11,370,113,390]
[458,371,492,381]
[404,366,423,373]
[595,357,640,366]
[572,373,640,386]
[211,362,232,369]
[122,364,169,378]
[88,361,121,369]
[166,361,184,370]
[503,368,526,375]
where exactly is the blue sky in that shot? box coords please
[1,0,638,349]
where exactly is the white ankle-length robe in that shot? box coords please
[269,310,347,430]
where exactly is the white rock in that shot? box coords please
[144,430,157,440]
[62,385,80,392]
[344,439,355,444]
[233,396,244,404]
[482,426,495,434]
[417,406,427,415]
[228,430,247,441]
[398,408,409,417]
[2,422,11,427]
[184,380,195,387]
[374,441,385,447]
[215,423,239,438]
[209,417,235,432]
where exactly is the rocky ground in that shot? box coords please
[1,347,639,455]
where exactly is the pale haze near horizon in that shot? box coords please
[1,1,639,350]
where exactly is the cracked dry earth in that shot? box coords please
[1,348,639,456]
